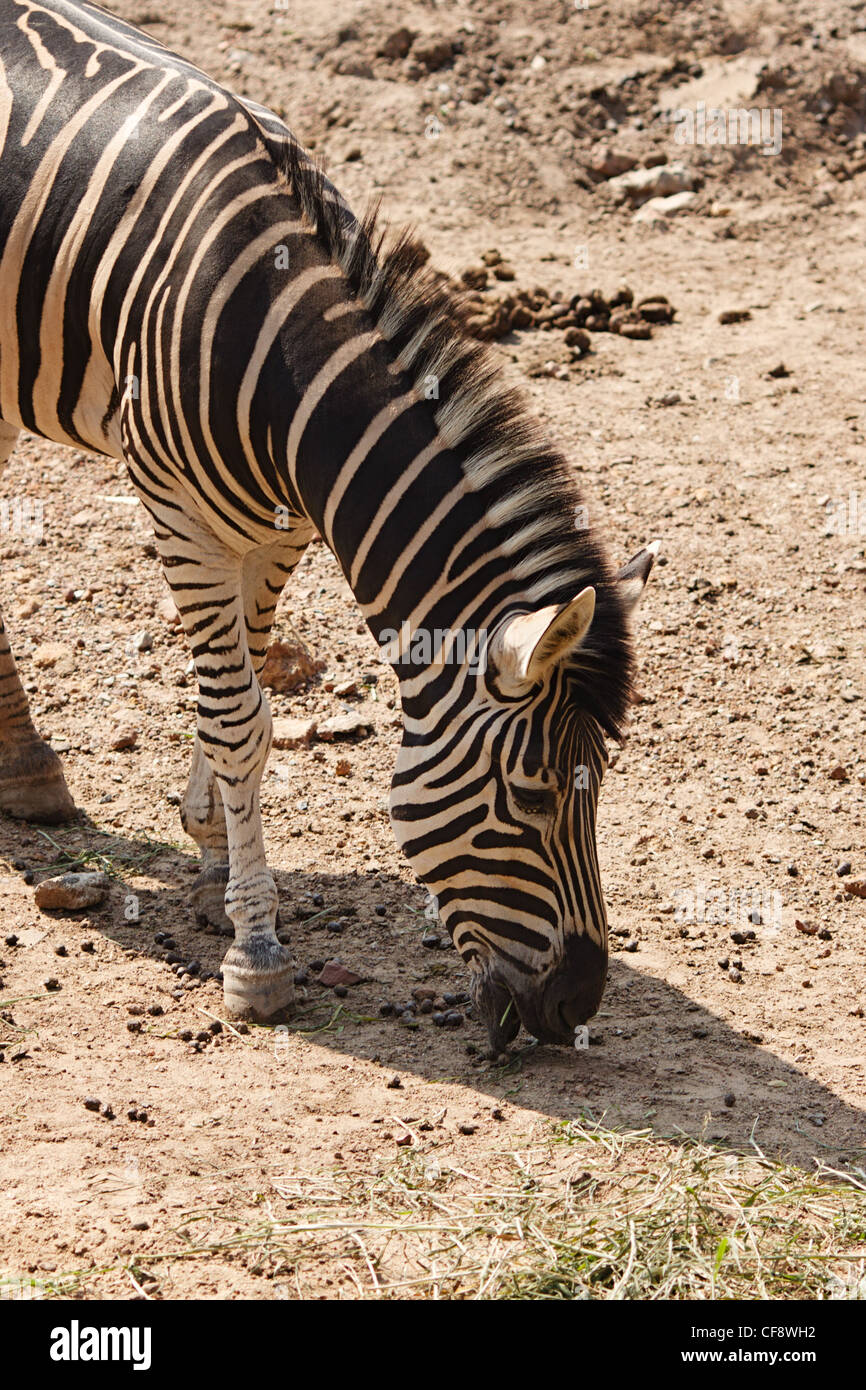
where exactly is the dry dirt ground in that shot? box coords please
[0,0,864,1299]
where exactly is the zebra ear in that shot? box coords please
[493,587,596,686]
[617,540,660,614]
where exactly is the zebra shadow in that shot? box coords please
[0,812,861,1172]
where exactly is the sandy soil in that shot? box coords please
[0,0,863,1298]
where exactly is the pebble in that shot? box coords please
[54,944,68,956]
[35,872,109,912]
[81,940,95,953]
[729,969,743,983]
[43,978,61,991]
[623,939,639,953]
[132,629,153,652]
[842,878,866,898]
[718,308,751,324]
[723,1093,736,1108]
[836,860,852,877]
[272,717,317,749]
[317,713,372,741]
[458,1123,478,1135]
[109,727,139,752]
[83,1097,101,1111]
[386,1075,403,1089]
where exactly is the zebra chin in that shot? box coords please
[473,931,608,1050]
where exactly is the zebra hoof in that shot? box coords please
[190,864,232,933]
[0,740,76,824]
[221,939,295,1021]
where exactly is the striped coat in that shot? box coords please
[0,0,656,1047]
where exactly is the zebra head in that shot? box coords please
[390,543,658,1052]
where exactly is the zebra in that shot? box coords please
[0,0,658,1050]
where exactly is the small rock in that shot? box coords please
[421,933,441,949]
[842,878,866,898]
[32,642,75,673]
[132,629,153,652]
[828,764,848,782]
[260,638,325,694]
[378,26,415,60]
[317,713,373,741]
[590,146,638,179]
[155,596,181,625]
[458,1122,478,1135]
[729,968,743,983]
[35,872,109,912]
[608,161,694,205]
[413,37,454,71]
[836,860,852,877]
[723,1092,736,1107]
[109,726,139,752]
[795,919,821,936]
[317,960,362,988]
[386,1075,403,1089]
[634,190,696,221]
[83,1097,101,1111]
[718,308,751,324]
[272,717,317,749]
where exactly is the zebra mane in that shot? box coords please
[278,145,634,738]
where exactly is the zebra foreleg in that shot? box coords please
[183,536,310,933]
[0,421,75,823]
[152,507,294,1020]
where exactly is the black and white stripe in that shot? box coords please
[0,0,656,1043]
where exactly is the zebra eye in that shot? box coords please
[513,786,557,817]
